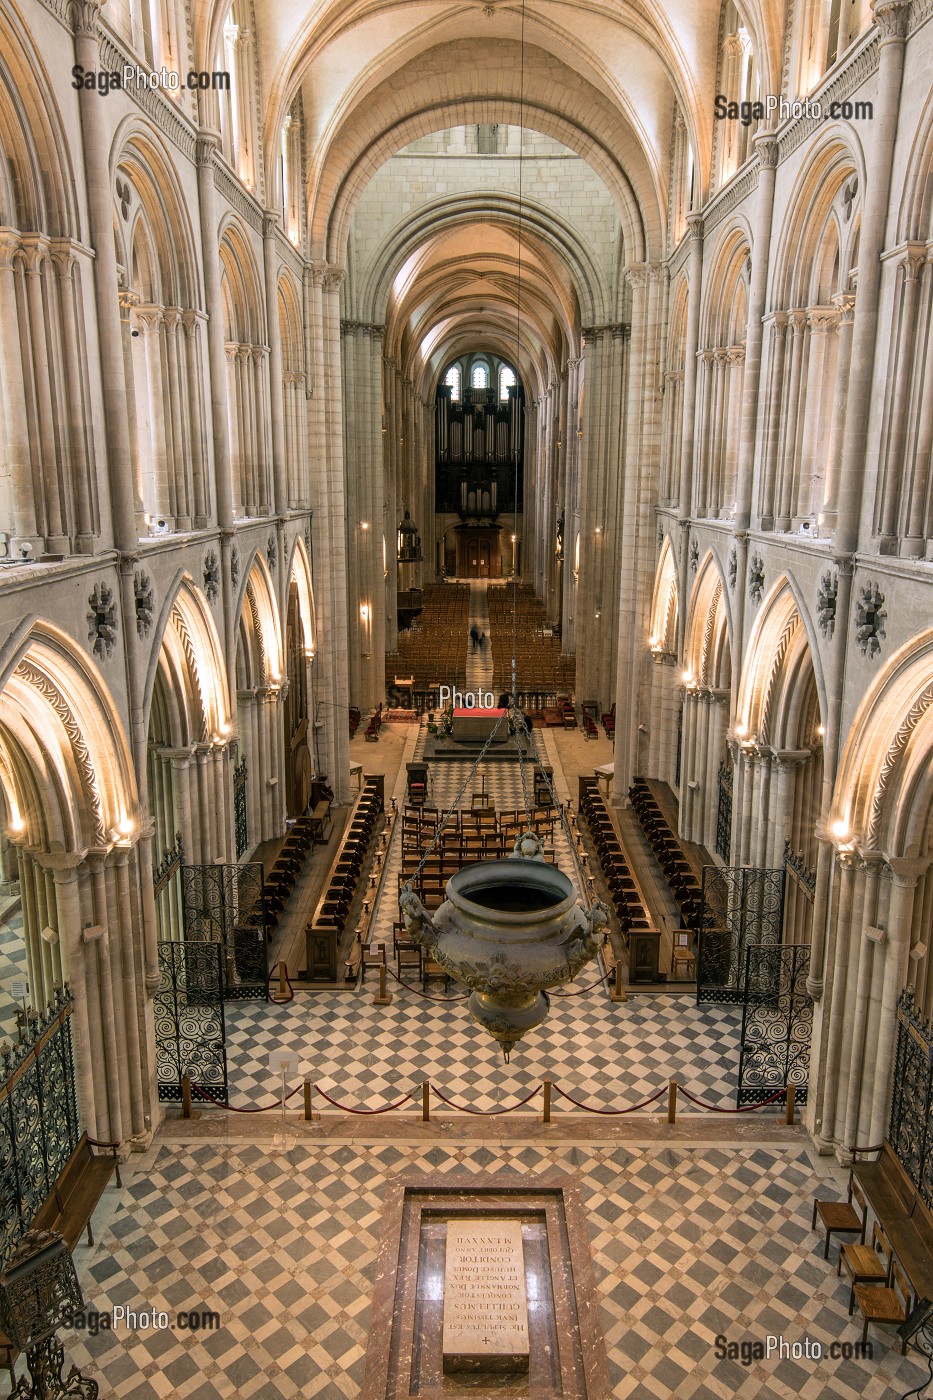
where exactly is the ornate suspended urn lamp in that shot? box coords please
[400,835,608,1059]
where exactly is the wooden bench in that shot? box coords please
[852,1141,933,1302]
[0,1131,121,1383]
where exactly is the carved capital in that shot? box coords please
[754,134,780,169]
[262,210,279,239]
[193,133,218,170]
[807,305,840,334]
[686,211,705,242]
[831,290,856,322]
[0,229,22,270]
[871,0,910,41]
[68,0,101,38]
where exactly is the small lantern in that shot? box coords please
[397,511,422,562]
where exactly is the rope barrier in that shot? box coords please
[550,970,613,997]
[677,1084,788,1113]
[191,1082,304,1113]
[550,1082,669,1115]
[184,1076,796,1118]
[313,1086,414,1114]
[384,964,471,1000]
[431,1085,541,1116]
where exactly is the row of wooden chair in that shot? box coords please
[308,782,383,938]
[812,1177,910,1353]
[260,816,316,929]
[629,778,702,927]
[579,778,652,935]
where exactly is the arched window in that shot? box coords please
[499,365,516,401]
[471,362,488,390]
[445,365,461,401]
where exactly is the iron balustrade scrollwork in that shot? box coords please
[736,944,812,1107]
[233,757,248,860]
[716,758,733,862]
[889,990,933,1211]
[697,865,786,1004]
[180,861,268,999]
[152,831,183,896]
[154,941,227,1104]
[0,993,80,1270]
[783,838,816,899]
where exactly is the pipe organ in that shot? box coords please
[435,384,524,517]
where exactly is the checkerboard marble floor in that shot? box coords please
[51,1140,928,1400]
[224,987,746,1114]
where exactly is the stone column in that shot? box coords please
[0,232,40,549]
[195,132,236,672]
[834,0,910,555]
[878,247,926,547]
[867,858,929,1144]
[50,854,96,1134]
[819,292,855,531]
[51,242,95,548]
[262,213,288,518]
[70,1,139,548]
[811,849,856,1151]
[736,134,779,533]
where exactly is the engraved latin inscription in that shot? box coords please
[442,1220,530,1374]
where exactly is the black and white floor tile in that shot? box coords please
[51,1141,928,1399]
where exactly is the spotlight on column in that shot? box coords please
[40,926,58,945]
[831,819,850,843]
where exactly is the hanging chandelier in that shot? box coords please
[401,834,607,1060]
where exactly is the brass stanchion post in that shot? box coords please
[304,1079,316,1121]
[610,957,627,1003]
[785,1084,796,1126]
[422,1081,430,1122]
[373,944,393,1006]
[543,1080,551,1124]
[667,1080,677,1124]
[181,1072,199,1120]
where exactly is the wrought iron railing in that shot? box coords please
[233,757,248,860]
[783,839,816,900]
[889,990,933,1210]
[0,988,80,1269]
[715,758,732,861]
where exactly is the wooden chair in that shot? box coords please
[670,929,696,980]
[838,1217,891,1315]
[812,1176,866,1258]
[854,1257,911,1353]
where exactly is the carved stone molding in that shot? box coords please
[748,554,765,605]
[16,660,106,841]
[854,582,886,657]
[203,550,220,604]
[817,571,838,638]
[134,571,154,638]
[87,582,117,659]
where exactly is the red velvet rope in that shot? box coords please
[385,964,471,999]
[186,1078,793,1117]
[550,971,612,997]
[677,1084,788,1113]
[550,1082,669,1114]
[313,1085,414,1114]
[191,1082,304,1113]
[431,1086,541,1115]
